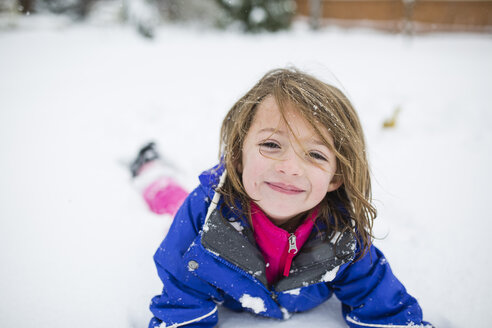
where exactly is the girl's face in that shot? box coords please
[241,96,341,226]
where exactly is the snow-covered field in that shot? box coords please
[1,14,491,328]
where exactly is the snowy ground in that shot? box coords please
[1,14,491,328]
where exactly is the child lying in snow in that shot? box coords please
[131,68,433,328]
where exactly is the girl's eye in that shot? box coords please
[259,141,280,149]
[309,151,327,161]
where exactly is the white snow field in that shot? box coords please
[1,15,491,328]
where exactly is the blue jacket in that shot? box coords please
[149,165,431,328]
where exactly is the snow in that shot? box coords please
[248,270,262,277]
[249,7,267,24]
[239,294,266,314]
[229,220,244,232]
[1,13,492,328]
[280,306,291,320]
[284,288,300,295]
[320,267,339,282]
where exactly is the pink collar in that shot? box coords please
[250,202,318,285]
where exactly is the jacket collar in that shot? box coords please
[199,167,356,292]
[201,205,355,292]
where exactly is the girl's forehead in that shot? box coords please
[256,95,299,121]
[254,97,295,127]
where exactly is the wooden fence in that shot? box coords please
[296,0,492,33]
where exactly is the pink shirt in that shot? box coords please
[250,202,318,285]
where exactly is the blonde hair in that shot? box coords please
[218,68,376,259]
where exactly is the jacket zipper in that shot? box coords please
[283,233,298,277]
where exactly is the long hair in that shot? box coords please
[218,67,376,259]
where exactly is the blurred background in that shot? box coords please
[1,1,491,328]
[1,0,491,36]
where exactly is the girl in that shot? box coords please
[137,68,432,327]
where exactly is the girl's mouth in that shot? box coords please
[266,182,305,195]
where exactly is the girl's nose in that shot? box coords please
[275,152,304,176]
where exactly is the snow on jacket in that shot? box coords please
[149,165,431,328]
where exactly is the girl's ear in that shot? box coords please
[327,176,343,192]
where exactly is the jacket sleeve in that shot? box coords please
[330,245,432,328]
[149,186,221,328]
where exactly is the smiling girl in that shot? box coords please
[143,68,432,327]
